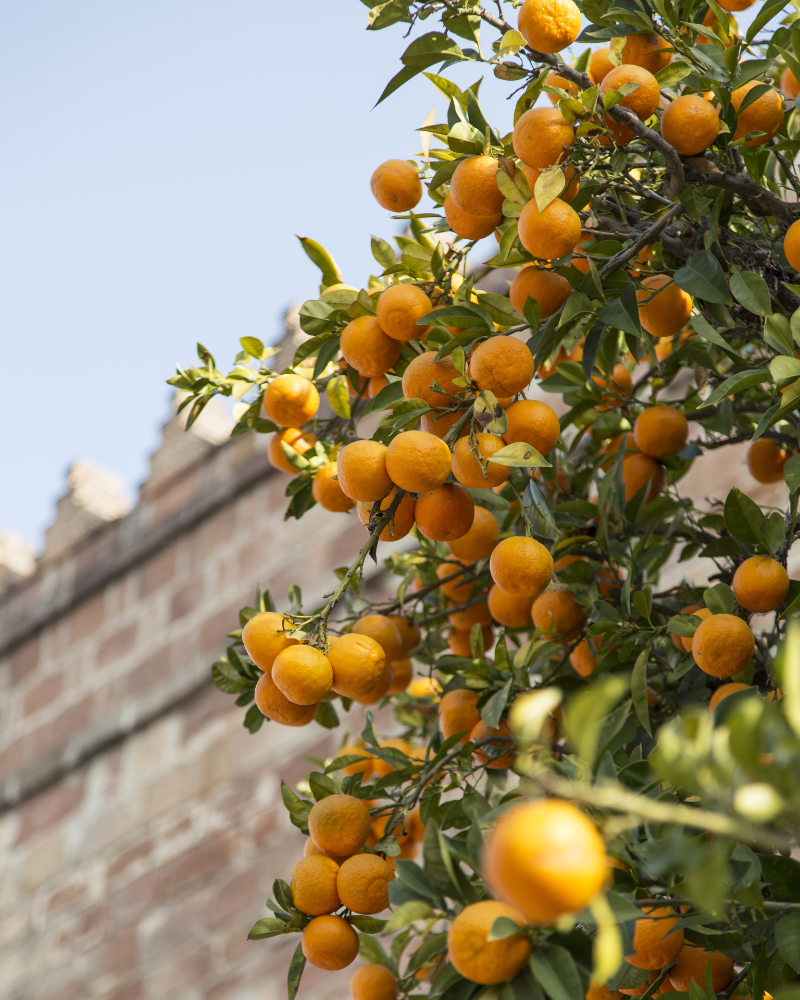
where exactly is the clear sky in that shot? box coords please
[0,1,765,550]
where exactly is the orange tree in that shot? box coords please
[171,1,800,998]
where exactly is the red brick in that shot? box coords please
[89,926,138,979]
[140,546,176,596]
[157,834,232,898]
[23,673,63,716]
[75,901,109,951]
[107,985,142,1000]
[71,593,105,642]
[107,839,152,882]
[97,624,138,668]
[151,945,211,994]
[170,581,203,621]
[7,636,40,684]
[181,683,232,741]
[112,872,158,920]
[46,879,88,916]
[206,869,257,928]
[34,695,92,754]
[199,603,241,650]
[15,777,84,844]
[0,735,24,780]
[127,645,171,694]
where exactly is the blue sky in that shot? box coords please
[0,1,765,549]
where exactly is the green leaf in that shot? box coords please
[523,479,560,540]
[724,487,764,545]
[462,486,511,511]
[487,915,526,941]
[747,0,787,42]
[704,582,735,615]
[371,235,397,269]
[383,900,436,932]
[297,236,342,287]
[771,355,800,386]
[598,281,641,336]
[401,31,465,69]
[326,375,352,419]
[370,378,405,411]
[357,930,394,968]
[349,916,388,933]
[481,680,512,728]
[488,441,551,468]
[287,941,306,1000]
[248,916,290,939]
[730,271,772,316]
[280,780,313,829]
[425,303,494,329]
[656,60,692,87]
[631,646,652,737]
[703,369,771,408]
[673,252,729,304]
[785,454,800,494]
[690,312,732,352]
[760,854,800,902]
[240,336,265,359]
[531,944,585,1000]
[607,962,651,992]
[776,913,800,973]
[474,390,508,435]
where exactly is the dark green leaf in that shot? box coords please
[287,941,306,1000]
[530,944,585,1000]
[730,271,772,316]
[480,680,512,728]
[785,454,800,493]
[631,646,651,737]
[598,281,642,336]
[724,487,764,545]
[703,369,770,408]
[673,251,729,304]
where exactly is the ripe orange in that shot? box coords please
[448,626,494,656]
[692,613,755,677]
[328,633,386,699]
[313,463,358,512]
[667,945,734,993]
[367,374,389,399]
[681,607,712,653]
[437,560,475,603]
[748,438,790,482]
[600,431,638,469]
[615,33,672,74]
[302,914,360,970]
[387,657,413,693]
[532,588,585,642]
[669,603,699,651]
[503,400,560,454]
[488,584,535,628]
[402,351,463,408]
[337,854,395,914]
[243,611,299,671]
[452,433,511,489]
[491,536,553,596]
[254,671,317,726]
[350,963,399,1000]
[357,487,416,541]
[268,428,317,474]
[588,980,624,1000]
[352,614,403,665]
[272,645,333,705]
[483,799,608,923]
[785,219,800,271]
[570,639,597,677]
[517,0,581,54]
[335,743,374,779]
[661,95,719,155]
[538,343,583,378]
[371,159,421,211]
[370,737,413,779]
[415,483,475,541]
[513,107,574,169]
[308,794,372,857]
[622,453,666,502]
[709,682,752,712]
[731,81,784,145]
[510,266,571,319]
[337,440,393,501]
[600,64,661,121]
[732,555,790,612]
[388,615,420,656]
[470,718,517,769]
[546,69,579,102]
[385,430,452,492]
[448,900,531,985]
[376,284,432,342]
[444,193,502,240]
[407,675,443,698]
[589,47,615,84]
[341,316,401,377]
[628,904,684,969]
[593,364,633,408]
[421,407,469,439]
[633,405,689,458]
[304,837,364,866]
[448,505,499,562]
[470,336,535,396]
[781,67,800,101]
[523,162,580,203]
[518,196,581,259]
[264,373,320,427]
[353,663,394,704]
[290,856,341,915]
[448,599,493,631]
[637,275,693,337]
[439,688,481,741]
[450,155,505,217]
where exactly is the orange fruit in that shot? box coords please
[518,196,581,259]
[523,162,580,203]
[448,505,499,562]
[781,67,800,101]
[589,47,615,84]
[786,218,800,271]
[510,266,571,319]
[370,737,413,779]
[368,374,389,399]
[614,33,672,74]
[681,607,712,654]
[490,536,553,597]
[692,613,755,677]
[731,81,784,145]
[335,743,374,779]
[439,688,481,741]
[622,453,666,502]
[513,107,574,169]
[242,611,299,671]
[448,900,531,985]
[371,160,421,211]
[661,95,719,155]
[600,64,661,121]
[407,675,442,698]
[667,945,734,993]
[600,431,639,469]
[327,633,386,700]
[546,69,579,102]
[470,336,535,396]
[385,430,452,493]
[538,343,583,379]
[517,0,581,54]
[387,657,413,693]
[402,351,463,408]
[709,682,752,712]
[264,373,320,427]
[304,837,364,866]
[637,275,693,338]
[593,364,633,409]
[313,462,358,512]
[350,964,399,1000]
[341,316,401,377]
[588,980,624,1000]
[308,794,372,857]
[448,626,493,656]
[421,406,469,439]
[272,644,333,705]
[376,284,432,342]
[450,155,505,217]
[747,437,790,482]
[353,664,394,704]
[290,855,341,915]
[532,588,585,642]
[669,603,700,651]
[633,405,689,458]
[470,718,517,769]
[268,428,317,474]
[503,400,560,454]
[570,639,598,677]
[483,799,608,923]
[337,854,395,914]
[254,671,317,726]
[628,904,684,969]
[302,914,359,970]
[444,193,502,240]
[488,584,535,628]
[452,433,511,489]
[357,487,416,541]
[388,615,421,656]
[448,599,493,631]
[337,440,393,502]
[732,555,790,612]
[415,483,475,541]
[352,614,403,665]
